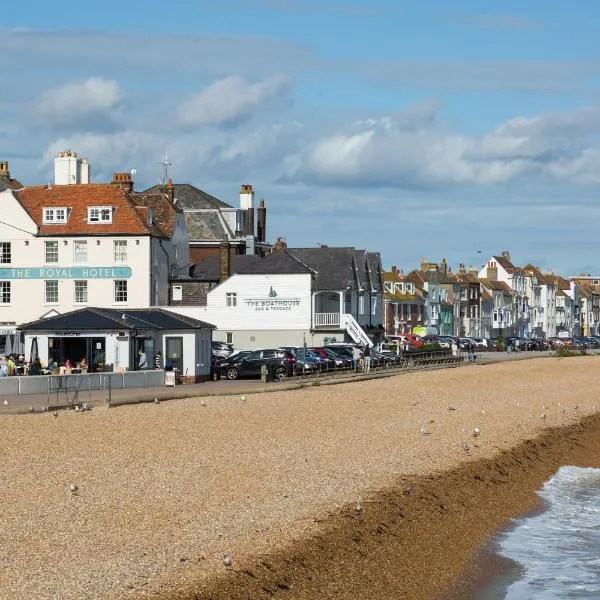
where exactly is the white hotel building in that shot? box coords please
[0,153,189,358]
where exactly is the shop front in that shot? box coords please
[19,307,215,381]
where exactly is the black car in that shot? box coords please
[219,348,296,380]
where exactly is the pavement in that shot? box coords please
[0,349,573,415]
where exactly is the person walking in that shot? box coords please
[6,354,16,376]
[363,345,372,373]
[138,348,148,370]
[352,345,363,372]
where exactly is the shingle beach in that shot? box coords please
[2,357,600,599]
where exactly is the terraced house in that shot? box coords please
[383,266,426,335]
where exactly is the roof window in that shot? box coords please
[43,207,69,224]
[88,206,113,224]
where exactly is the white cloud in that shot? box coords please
[294,104,600,189]
[32,77,123,128]
[177,75,290,128]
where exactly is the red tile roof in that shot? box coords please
[131,192,179,238]
[15,184,177,237]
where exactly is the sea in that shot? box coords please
[479,465,600,599]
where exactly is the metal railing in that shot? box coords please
[47,374,113,407]
[314,312,341,327]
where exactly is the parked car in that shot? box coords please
[310,347,352,369]
[280,347,324,373]
[212,341,235,359]
[219,348,296,380]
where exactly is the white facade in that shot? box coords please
[0,189,188,329]
[24,329,211,377]
[170,273,313,348]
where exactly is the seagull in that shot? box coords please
[241,395,246,403]
[201,400,207,407]
[2,399,8,406]
[222,552,232,568]
[472,427,481,438]
[69,483,78,494]
[154,397,160,404]
[355,498,362,514]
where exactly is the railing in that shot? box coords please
[342,313,373,347]
[314,312,341,327]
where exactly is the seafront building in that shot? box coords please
[1,150,599,356]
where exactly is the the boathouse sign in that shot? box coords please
[0,267,132,279]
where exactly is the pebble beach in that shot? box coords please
[2,356,600,599]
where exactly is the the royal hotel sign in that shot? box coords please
[0,267,132,279]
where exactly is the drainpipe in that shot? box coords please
[158,238,170,305]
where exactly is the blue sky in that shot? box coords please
[3,0,600,275]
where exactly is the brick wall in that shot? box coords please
[189,244,243,264]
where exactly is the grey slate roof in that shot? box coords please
[0,176,23,192]
[367,252,384,291]
[143,183,232,210]
[19,307,215,331]
[192,255,261,280]
[284,247,358,291]
[185,211,232,241]
[239,250,315,276]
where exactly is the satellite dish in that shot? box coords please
[130,169,137,179]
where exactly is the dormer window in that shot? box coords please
[88,206,113,224]
[43,207,69,224]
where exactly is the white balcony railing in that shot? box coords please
[314,312,341,327]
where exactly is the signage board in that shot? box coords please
[0,267,132,279]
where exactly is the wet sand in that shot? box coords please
[1,356,600,599]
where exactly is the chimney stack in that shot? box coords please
[166,178,175,203]
[111,172,134,193]
[219,239,231,282]
[257,198,266,243]
[273,237,287,251]
[501,250,511,260]
[246,207,254,237]
[391,265,397,274]
[54,150,90,185]
[441,257,447,275]
[0,161,10,178]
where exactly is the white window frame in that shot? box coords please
[226,292,237,308]
[114,280,128,303]
[0,281,10,304]
[44,280,59,304]
[0,242,11,264]
[44,241,59,264]
[43,207,69,224]
[73,240,88,264]
[113,240,128,263]
[172,285,183,301]
[74,280,88,304]
[88,206,113,224]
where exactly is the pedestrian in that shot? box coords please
[363,345,371,373]
[467,343,474,362]
[0,355,7,377]
[6,354,16,376]
[352,345,363,372]
[138,348,148,370]
[154,350,163,370]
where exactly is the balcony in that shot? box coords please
[314,312,341,327]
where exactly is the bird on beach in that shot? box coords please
[201,400,207,407]
[154,397,160,404]
[222,552,233,568]
[69,483,78,494]
[2,399,8,406]
[241,395,246,403]
[355,498,362,515]
[472,427,481,437]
